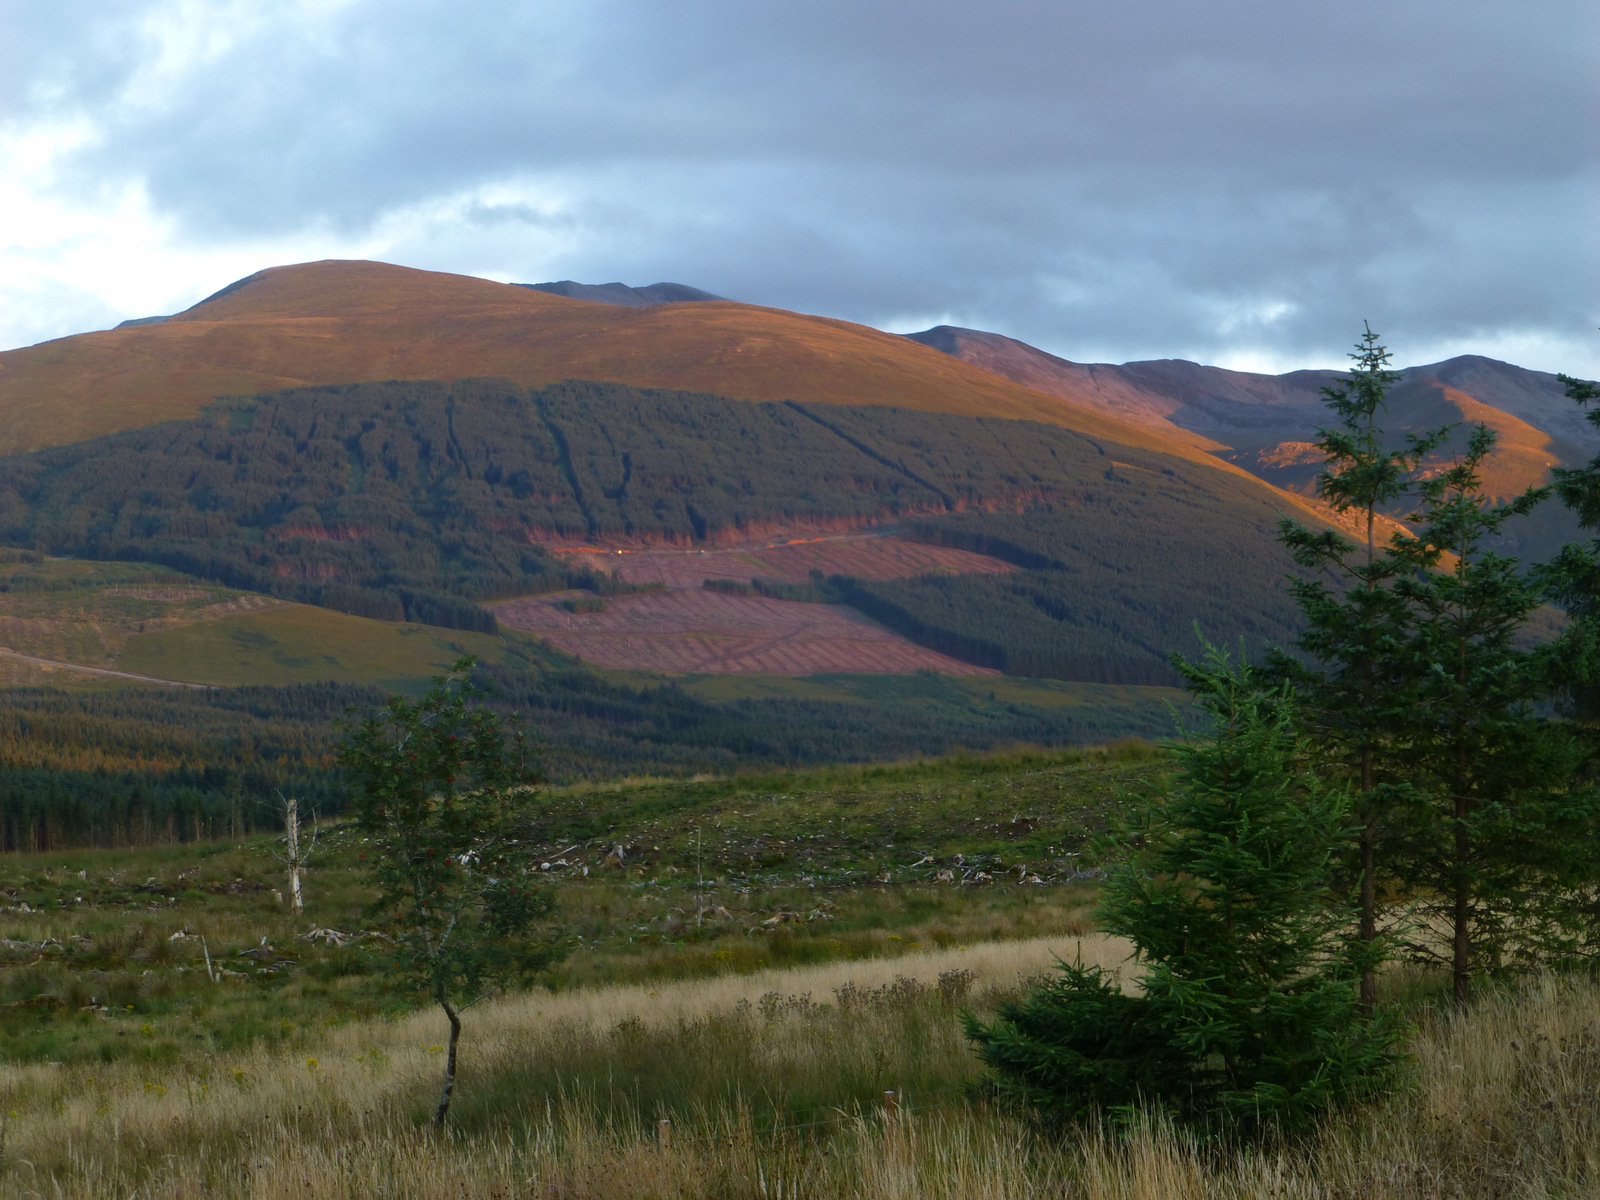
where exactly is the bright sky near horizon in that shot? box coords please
[2,0,1596,375]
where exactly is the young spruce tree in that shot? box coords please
[966,647,1400,1136]
[1272,325,1445,1007]
[1391,427,1592,1003]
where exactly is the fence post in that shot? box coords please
[658,1117,672,1150]
[882,1090,899,1134]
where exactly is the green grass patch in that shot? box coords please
[0,744,1156,1064]
[117,606,507,688]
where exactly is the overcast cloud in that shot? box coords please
[2,0,1596,373]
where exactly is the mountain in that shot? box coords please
[4,256,1574,693]
[514,280,728,305]
[0,375,1318,684]
[907,325,1589,559]
[0,261,1263,490]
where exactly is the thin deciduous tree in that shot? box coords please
[339,657,558,1128]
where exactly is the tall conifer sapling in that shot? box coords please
[1274,325,1444,1006]
[1388,427,1587,1004]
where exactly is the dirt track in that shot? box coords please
[550,530,1012,589]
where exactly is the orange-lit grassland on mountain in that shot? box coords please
[0,257,1574,693]
[0,260,1316,510]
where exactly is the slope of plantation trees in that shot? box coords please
[0,643,1181,850]
[824,488,1305,684]
[0,682,375,849]
[0,377,1308,676]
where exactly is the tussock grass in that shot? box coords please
[6,935,1598,1197]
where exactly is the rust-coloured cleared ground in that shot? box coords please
[494,588,996,676]
[550,530,1014,589]
[496,530,1011,675]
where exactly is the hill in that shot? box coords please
[0,260,1266,491]
[908,325,1587,558]
[0,376,1314,682]
[906,325,1591,467]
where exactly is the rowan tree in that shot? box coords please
[339,657,558,1128]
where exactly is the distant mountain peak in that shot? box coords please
[515,280,728,306]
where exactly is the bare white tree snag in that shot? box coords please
[265,791,318,915]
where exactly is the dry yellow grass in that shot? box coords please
[6,929,1598,1198]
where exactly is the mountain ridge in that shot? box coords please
[513,280,727,306]
[0,260,1321,524]
[906,323,1587,558]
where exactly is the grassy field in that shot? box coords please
[0,551,508,692]
[0,745,1153,1066]
[0,744,1594,1195]
[6,948,1593,1198]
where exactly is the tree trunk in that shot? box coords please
[1358,743,1377,1009]
[285,796,303,914]
[431,995,462,1129]
[1453,790,1471,1010]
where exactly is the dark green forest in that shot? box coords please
[0,377,1308,674]
[0,682,371,851]
[0,643,1178,849]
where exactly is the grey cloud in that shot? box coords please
[8,0,1598,369]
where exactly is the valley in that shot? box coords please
[0,743,1589,1198]
[0,256,1587,845]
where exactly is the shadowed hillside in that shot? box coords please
[0,377,1311,682]
[1,261,1268,492]
[909,325,1586,560]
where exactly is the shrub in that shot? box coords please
[966,647,1402,1135]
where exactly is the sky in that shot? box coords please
[2,0,1596,375]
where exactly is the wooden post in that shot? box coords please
[658,1117,672,1150]
[882,1090,899,1134]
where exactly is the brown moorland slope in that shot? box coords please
[0,260,1303,506]
[910,324,1590,498]
[910,323,1588,559]
[1232,376,1579,502]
